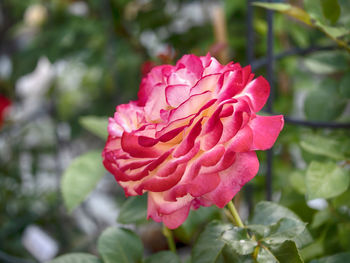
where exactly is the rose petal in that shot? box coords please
[249,115,284,150]
[168,91,214,123]
[121,132,163,158]
[227,125,253,152]
[138,65,173,106]
[201,55,224,75]
[165,84,191,108]
[189,73,221,96]
[176,54,204,79]
[162,203,192,229]
[165,145,225,201]
[173,118,202,157]
[236,76,270,112]
[144,83,168,122]
[217,70,244,101]
[147,192,193,225]
[204,151,259,207]
[136,163,186,193]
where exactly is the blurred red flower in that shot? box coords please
[0,95,11,128]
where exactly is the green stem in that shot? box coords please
[253,246,260,261]
[162,225,176,253]
[227,200,245,228]
[320,27,350,54]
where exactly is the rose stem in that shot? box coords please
[162,225,176,253]
[227,200,244,228]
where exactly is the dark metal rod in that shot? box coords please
[245,0,254,214]
[266,10,274,112]
[246,0,254,64]
[284,116,350,129]
[266,2,274,201]
[266,148,273,201]
[251,44,338,70]
[0,250,35,263]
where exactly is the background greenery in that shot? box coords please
[0,0,349,262]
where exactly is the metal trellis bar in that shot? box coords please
[245,0,350,205]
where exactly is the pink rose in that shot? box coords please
[103,54,284,229]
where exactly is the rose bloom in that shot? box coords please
[0,95,11,128]
[103,54,284,229]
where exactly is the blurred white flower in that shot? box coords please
[167,1,216,34]
[22,225,58,262]
[24,4,48,28]
[307,198,328,210]
[16,57,54,98]
[68,1,89,17]
[15,57,55,119]
[0,55,12,79]
[55,59,85,91]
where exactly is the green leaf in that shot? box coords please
[337,223,350,250]
[321,0,341,24]
[304,0,326,23]
[192,221,229,263]
[332,189,350,208]
[222,228,257,255]
[300,237,324,261]
[315,23,350,39]
[79,116,109,140]
[303,52,348,74]
[248,218,306,246]
[257,247,277,263]
[300,134,346,160]
[97,227,143,263]
[221,245,254,263]
[254,0,350,50]
[311,209,332,228]
[50,253,101,263]
[252,3,312,25]
[304,89,347,121]
[306,161,349,200]
[251,202,303,226]
[251,202,312,248]
[310,252,350,263]
[257,241,303,263]
[289,171,306,195]
[117,195,148,225]
[191,221,257,263]
[340,73,350,99]
[61,150,105,212]
[174,206,220,243]
[263,218,306,244]
[271,240,304,263]
[144,251,181,263]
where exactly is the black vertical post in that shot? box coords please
[245,0,254,214]
[266,5,274,112]
[246,0,254,64]
[266,1,274,201]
